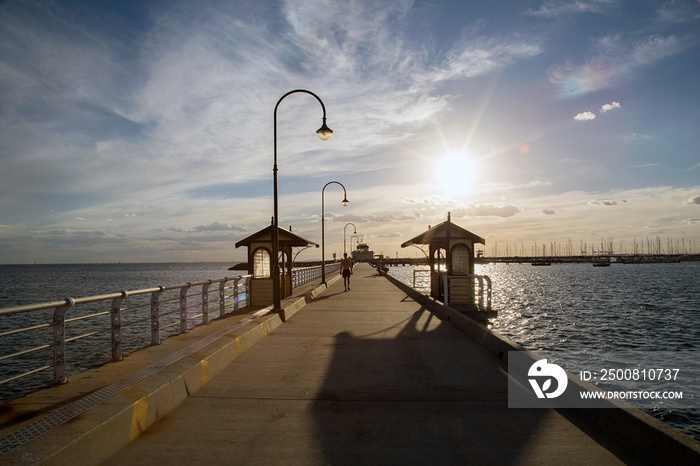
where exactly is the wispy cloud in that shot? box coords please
[550,33,692,97]
[372,232,403,239]
[453,204,521,218]
[192,222,251,232]
[540,0,700,97]
[332,211,423,224]
[432,37,542,82]
[588,200,618,206]
[26,229,129,246]
[655,2,700,25]
[526,0,615,19]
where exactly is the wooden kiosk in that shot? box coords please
[235,225,318,306]
[401,213,485,304]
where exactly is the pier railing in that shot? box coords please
[443,275,492,312]
[292,262,342,288]
[0,275,251,390]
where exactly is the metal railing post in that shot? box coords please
[111,291,127,361]
[52,298,74,384]
[244,276,251,306]
[219,280,227,318]
[202,280,211,324]
[233,277,240,312]
[150,287,163,346]
[180,283,191,333]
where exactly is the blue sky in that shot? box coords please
[0,0,698,263]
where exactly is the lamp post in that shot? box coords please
[351,235,360,251]
[273,90,332,311]
[321,181,348,285]
[344,223,357,256]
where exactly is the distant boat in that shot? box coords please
[531,260,551,266]
[592,257,611,267]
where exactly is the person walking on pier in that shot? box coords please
[340,253,353,291]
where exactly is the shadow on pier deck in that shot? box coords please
[2,264,699,464]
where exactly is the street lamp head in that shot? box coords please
[342,197,349,206]
[316,118,333,140]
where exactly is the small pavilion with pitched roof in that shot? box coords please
[401,212,485,302]
[235,225,318,306]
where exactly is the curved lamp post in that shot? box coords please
[273,89,332,311]
[351,235,360,251]
[344,223,357,256]
[321,181,348,285]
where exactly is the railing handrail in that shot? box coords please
[0,277,247,317]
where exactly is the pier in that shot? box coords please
[1,264,699,464]
[369,257,429,266]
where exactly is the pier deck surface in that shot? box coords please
[103,264,636,465]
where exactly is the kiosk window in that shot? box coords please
[452,244,470,275]
[253,248,271,278]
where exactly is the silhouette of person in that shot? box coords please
[340,252,353,291]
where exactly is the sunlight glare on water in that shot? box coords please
[388,261,700,438]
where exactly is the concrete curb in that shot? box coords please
[383,272,700,464]
[3,275,341,465]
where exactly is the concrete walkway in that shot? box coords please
[103,264,639,465]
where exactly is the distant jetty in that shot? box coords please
[475,253,700,265]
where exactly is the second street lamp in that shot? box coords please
[321,181,348,285]
[344,222,357,256]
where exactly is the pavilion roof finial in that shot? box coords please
[447,211,451,222]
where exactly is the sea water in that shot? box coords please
[0,263,240,309]
[388,261,700,438]
[0,262,243,403]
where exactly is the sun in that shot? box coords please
[434,152,478,194]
